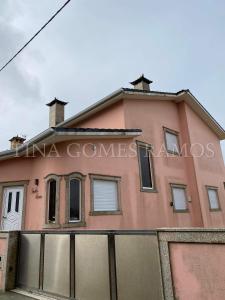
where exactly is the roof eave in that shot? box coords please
[0,129,142,161]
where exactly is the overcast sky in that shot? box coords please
[0,0,225,159]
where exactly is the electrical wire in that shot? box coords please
[0,0,71,73]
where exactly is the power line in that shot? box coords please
[0,0,71,73]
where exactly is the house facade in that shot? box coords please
[0,75,225,231]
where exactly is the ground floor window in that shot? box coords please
[69,178,81,221]
[64,172,85,226]
[45,175,61,225]
[48,179,57,222]
[90,174,121,215]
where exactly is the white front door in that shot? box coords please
[2,187,24,231]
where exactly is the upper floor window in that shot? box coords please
[137,141,155,192]
[90,174,121,215]
[164,127,180,155]
[65,172,85,226]
[45,174,60,225]
[170,184,188,212]
[206,186,220,211]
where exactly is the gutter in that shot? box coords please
[0,128,142,161]
[0,128,55,159]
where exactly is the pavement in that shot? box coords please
[0,292,35,299]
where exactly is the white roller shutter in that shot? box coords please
[208,189,219,209]
[93,180,118,211]
[172,187,187,211]
[165,131,179,153]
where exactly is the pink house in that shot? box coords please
[0,75,225,231]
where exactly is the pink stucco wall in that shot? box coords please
[184,103,225,227]
[75,101,125,129]
[0,96,224,230]
[170,242,225,300]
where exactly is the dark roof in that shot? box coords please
[54,127,142,133]
[123,88,189,95]
[46,98,68,107]
[130,74,153,85]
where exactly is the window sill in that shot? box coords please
[209,209,221,212]
[172,209,189,213]
[140,188,158,193]
[43,223,61,229]
[166,150,181,156]
[61,221,86,228]
[89,210,122,216]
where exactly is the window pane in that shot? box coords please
[15,192,20,212]
[172,187,187,211]
[48,180,56,222]
[7,192,12,213]
[166,131,179,153]
[93,180,118,211]
[208,189,219,209]
[70,179,80,221]
[139,146,153,188]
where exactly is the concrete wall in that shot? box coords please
[0,236,7,291]
[0,232,18,292]
[170,243,225,300]
[158,229,225,300]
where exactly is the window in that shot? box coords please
[69,178,81,221]
[45,174,60,226]
[207,186,220,211]
[137,141,155,192]
[170,184,188,212]
[164,128,180,155]
[90,175,121,215]
[48,179,57,222]
[15,191,20,212]
[64,172,85,227]
[7,192,12,213]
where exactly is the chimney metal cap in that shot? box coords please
[130,74,153,86]
[9,135,26,143]
[46,97,68,107]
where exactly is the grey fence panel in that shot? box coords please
[43,234,70,298]
[75,235,111,300]
[17,234,41,289]
[16,231,164,300]
[115,235,164,300]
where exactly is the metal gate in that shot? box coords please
[16,231,164,300]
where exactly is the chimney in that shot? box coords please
[9,136,26,150]
[46,98,68,127]
[130,74,153,91]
